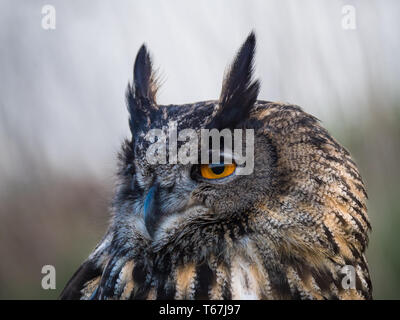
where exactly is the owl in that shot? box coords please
[60,32,372,300]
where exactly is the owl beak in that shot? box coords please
[143,184,160,238]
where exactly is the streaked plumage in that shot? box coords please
[61,32,372,300]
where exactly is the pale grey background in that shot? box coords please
[0,0,399,299]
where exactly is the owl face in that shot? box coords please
[115,33,277,246]
[121,107,276,235]
[61,32,371,300]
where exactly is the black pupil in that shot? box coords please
[210,164,225,175]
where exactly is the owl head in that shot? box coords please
[61,32,371,300]
[118,32,276,239]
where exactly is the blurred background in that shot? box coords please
[0,0,399,299]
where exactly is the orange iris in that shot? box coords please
[200,163,236,179]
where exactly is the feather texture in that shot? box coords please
[61,33,372,300]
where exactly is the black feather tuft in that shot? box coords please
[126,44,159,136]
[134,44,159,102]
[59,261,101,300]
[207,31,260,130]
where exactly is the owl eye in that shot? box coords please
[200,163,236,179]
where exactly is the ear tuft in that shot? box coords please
[207,31,260,130]
[126,44,160,135]
[133,44,159,103]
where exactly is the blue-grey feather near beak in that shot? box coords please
[143,184,160,238]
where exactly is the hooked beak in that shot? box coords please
[143,184,160,238]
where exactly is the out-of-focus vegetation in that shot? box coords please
[332,107,400,300]
[0,175,110,299]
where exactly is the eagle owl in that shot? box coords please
[61,33,372,300]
